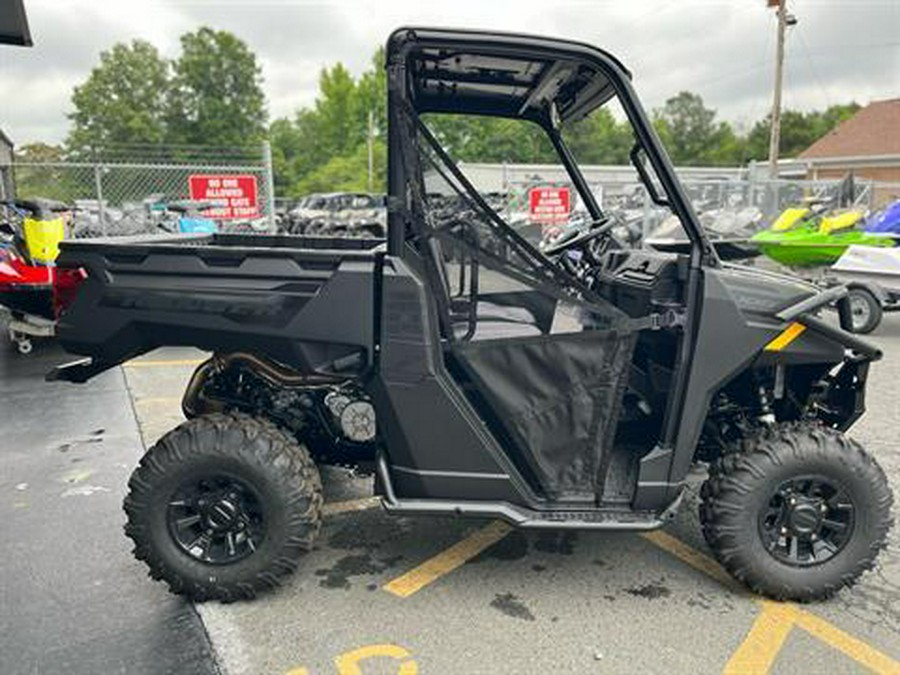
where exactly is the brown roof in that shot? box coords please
[799,98,900,159]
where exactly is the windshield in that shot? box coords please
[419,91,686,252]
[560,96,686,248]
[411,109,627,337]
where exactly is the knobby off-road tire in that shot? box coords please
[124,412,323,601]
[699,423,893,601]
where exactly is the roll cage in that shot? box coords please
[384,26,717,265]
[383,28,718,509]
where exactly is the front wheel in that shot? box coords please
[124,412,323,601]
[700,423,893,601]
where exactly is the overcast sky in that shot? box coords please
[1,0,898,146]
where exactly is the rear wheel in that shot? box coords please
[124,412,322,601]
[700,423,892,601]
[847,287,882,334]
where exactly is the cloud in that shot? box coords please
[0,0,184,145]
[1,0,897,146]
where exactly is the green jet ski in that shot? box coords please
[751,203,894,268]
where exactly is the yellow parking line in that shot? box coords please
[641,530,900,673]
[335,643,418,675]
[724,601,900,675]
[383,520,512,598]
[123,359,204,368]
[374,512,897,671]
[285,643,418,675]
[640,530,741,591]
[723,601,797,674]
[794,609,900,674]
[322,497,380,516]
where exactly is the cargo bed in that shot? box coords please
[52,233,384,381]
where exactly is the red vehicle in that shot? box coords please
[0,199,84,353]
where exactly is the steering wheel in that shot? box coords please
[542,217,614,257]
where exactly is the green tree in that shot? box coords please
[66,40,169,155]
[654,91,720,166]
[310,63,360,158]
[817,103,860,136]
[705,122,747,166]
[167,27,267,146]
[269,118,305,195]
[745,103,860,161]
[426,115,556,164]
[293,140,387,194]
[353,48,387,148]
[13,143,82,201]
[261,42,867,195]
[15,142,65,163]
[270,63,365,196]
[273,62,362,181]
[271,49,390,197]
[652,91,752,166]
[563,108,633,165]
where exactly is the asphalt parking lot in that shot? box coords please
[0,346,217,674]
[3,317,900,675]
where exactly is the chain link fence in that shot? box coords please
[5,147,898,244]
[4,143,276,237]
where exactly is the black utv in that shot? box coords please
[50,28,892,602]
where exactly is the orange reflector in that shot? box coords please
[764,322,806,351]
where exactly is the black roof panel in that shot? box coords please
[0,0,32,46]
[389,27,630,122]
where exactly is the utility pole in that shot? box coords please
[367,109,375,193]
[768,0,790,178]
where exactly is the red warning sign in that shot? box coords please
[188,174,259,219]
[529,186,571,224]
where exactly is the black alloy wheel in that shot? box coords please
[758,474,855,567]
[167,474,266,565]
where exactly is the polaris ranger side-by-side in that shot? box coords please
[50,28,892,602]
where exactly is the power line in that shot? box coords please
[792,25,833,111]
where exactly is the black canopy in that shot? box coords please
[0,0,32,47]
[392,28,630,123]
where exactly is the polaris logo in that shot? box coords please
[103,289,285,318]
